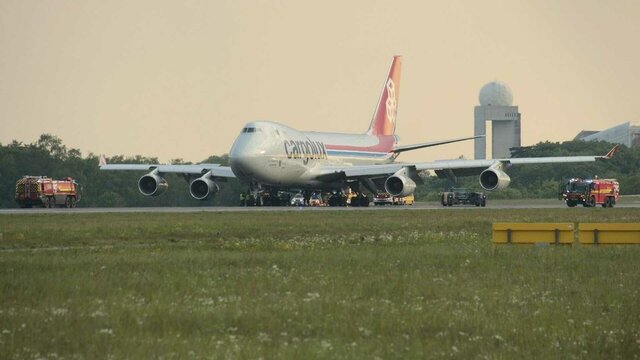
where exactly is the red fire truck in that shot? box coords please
[558,178,619,208]
[15,176,81,208]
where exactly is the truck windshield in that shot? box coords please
[569,182,587,192]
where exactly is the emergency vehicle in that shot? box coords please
[15,176,81,208]
[559,178,619,207]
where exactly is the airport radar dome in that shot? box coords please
[479,81,513,106]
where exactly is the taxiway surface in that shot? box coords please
[2,198,639,215]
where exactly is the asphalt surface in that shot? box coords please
[1,197,639,214]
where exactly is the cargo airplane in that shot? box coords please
[100,56,618,205]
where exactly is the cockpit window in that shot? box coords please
[242,127,262,133]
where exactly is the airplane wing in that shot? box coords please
[99,153,235,178]
[313,145,619,191]
[98,155,236,200]
[424,143,619,174]
[99,162,236,178]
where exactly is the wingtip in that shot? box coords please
[99,155,107,167]
[604,145,620,159]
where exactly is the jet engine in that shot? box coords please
[479,168,511,191]
[189,172,219,200]
[384,168,417,197]
[138,171,168,196]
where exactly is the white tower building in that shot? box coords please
[474,82,521,159]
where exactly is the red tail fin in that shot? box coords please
[367,56,402,136]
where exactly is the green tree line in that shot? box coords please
[0,134,637,207]
[0,134,244,208]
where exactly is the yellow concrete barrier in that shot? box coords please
[492,223,574,244]
[578,223,640,245]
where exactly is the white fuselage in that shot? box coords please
[229,121,398,188]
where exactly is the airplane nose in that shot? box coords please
[229,135,261,179]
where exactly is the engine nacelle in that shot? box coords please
[385,169,417,197]
[479,168,511,191]
[189,174,219,200]
[138,171,168,196]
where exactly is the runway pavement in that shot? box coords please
[2,197,639,214]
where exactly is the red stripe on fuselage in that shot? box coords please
[324,135,396,153]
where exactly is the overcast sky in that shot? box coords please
[1,0,638,162]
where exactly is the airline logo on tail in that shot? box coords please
[385,78,397,126]
[368,56,402,136]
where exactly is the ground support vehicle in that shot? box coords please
[559,178,619,207]
[15,176,80,208]
[348,192,370,207]
[290,193,305,206]
[324,191,370,207]
[440,188,486,207]
[308,193,326,206]
[393,194,415,205]
[255,191,290,206]
[374,192,393,206]
[327,192,347,207]
[375,192,414,206]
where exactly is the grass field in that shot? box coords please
[1,209,639,359]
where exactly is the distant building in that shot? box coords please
[574,122,640,148]
[474,81,521,159]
